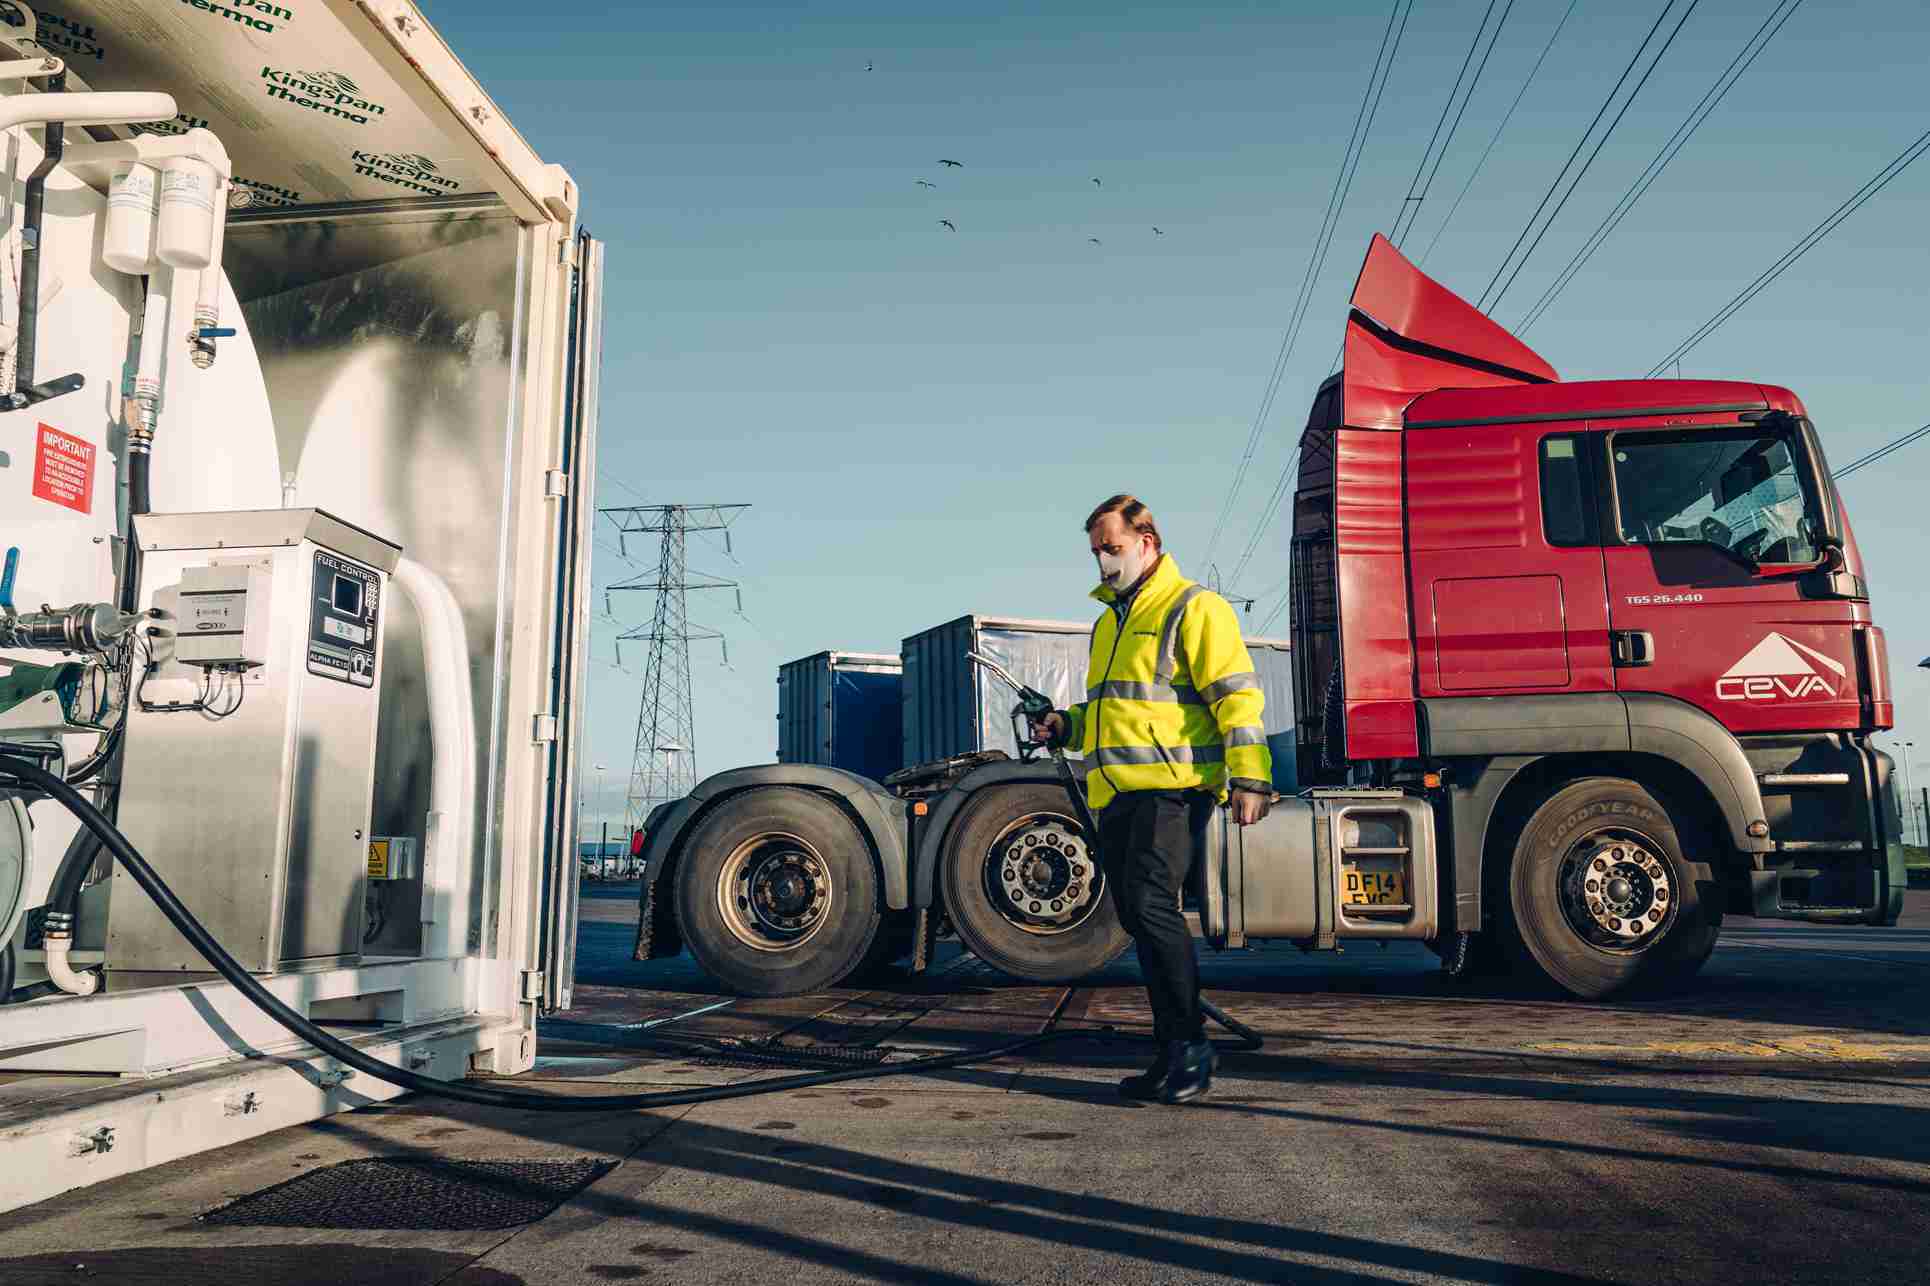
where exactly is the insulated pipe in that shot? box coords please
[130,267,174,457]
[0,91,176,133]
[390,558,475,955]
[188,192,228,369]
[41,925,97,996]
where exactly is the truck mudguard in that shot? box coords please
[636,765,912,913]
[1425,694,1774,932]
[1421,693,1770,855]
[1621,694,1774,855]
[910,758,1073,909]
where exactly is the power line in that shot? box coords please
[1834,422,1930,481]
[1419,0,1580,267]
[1517,0,1804,334]
[1477,0,1685,314]
[1490,0,1703,319]
[1200,0,1414,571]
[1646,125,1930,377]
[1390,0,1515,249]
[1217,2,1415,589]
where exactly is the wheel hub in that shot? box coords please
[989,815,1100,933]
[1568,839,1672,944]
[718,834,835,951]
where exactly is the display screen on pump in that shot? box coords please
[1610,425,1825,566]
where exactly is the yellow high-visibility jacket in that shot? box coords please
[1060,555,1271,811]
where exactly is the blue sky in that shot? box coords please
[431,0,1930,832]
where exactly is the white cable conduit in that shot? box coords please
[390,558,476,958]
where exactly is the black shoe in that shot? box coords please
[1158,1038,1216,1105]
[1118,1043,1175,1100]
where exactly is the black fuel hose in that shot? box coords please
[0,753,1123,1110]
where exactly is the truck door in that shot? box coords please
[1596,414,1862,733]
[1407,422,1613,696]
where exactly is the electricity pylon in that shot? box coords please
[600,503,749,833]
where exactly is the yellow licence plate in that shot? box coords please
[1342,857,1406,906]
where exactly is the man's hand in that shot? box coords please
[1029,711,1068,747]
[1230,788,1271,826]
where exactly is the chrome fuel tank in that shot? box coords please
[1201,790,1438,947]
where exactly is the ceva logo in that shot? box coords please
[1716,633,1846,702]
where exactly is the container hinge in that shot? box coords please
[559,235,577,267]
[520,969,545,1002]
[544,468,569,499]
[532,713,558,743]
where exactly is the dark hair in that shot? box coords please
[1083,494,1161,550]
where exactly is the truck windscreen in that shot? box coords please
[1609,425,1821,565]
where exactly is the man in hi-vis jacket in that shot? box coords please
[1033,494,1271,1104]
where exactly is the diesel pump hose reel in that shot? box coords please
[0,753,1255,1111]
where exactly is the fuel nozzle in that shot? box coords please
[0,546,150,654]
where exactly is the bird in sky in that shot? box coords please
[1091,177,1102,188]
[940,219,957,232]
[1152,227,1163,235]
[916,179,936,188]
[938,158,963,167]
[1088,237,1101,245]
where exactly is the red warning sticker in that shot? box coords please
[31,424,94,514]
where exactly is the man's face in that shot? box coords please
[1089,513,1153,590]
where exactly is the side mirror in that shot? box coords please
[1817,535,1847,572]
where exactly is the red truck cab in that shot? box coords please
[1290,236,1905,994]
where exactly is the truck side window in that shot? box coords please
[1610,426,1821,565]
[1538,435,1594,547]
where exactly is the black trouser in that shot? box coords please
[1097,788,1215,1045]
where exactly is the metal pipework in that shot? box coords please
[0,602,146,654]
[0,546,148,654]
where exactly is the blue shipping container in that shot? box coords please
[777,651,904,781]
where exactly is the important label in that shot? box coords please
[306,550,380,687]
[30,425,95,513]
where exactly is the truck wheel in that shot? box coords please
[939,783,1131,983]
[1502,777,1717,999]
[674,787,882,997]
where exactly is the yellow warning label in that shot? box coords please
[367,838,390,879]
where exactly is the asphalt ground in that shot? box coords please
[3,885,1928,1284]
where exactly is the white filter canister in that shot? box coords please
[103,162,158,275]
[156,158,217,269]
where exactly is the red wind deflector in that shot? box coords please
[1341,234,1559,430]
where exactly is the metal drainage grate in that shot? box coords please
[199,1157,617,1231]
[692,1039,892,1071]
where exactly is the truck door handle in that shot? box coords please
[1612,630,1655,667]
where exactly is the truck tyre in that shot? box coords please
[674,787,882,997]
[1501,777,1718,999]
[939,782,1131,983]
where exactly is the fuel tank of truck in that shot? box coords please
[1199,790,1439,947]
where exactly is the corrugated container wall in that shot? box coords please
[777,652,904,782]
[901,617,1297,793]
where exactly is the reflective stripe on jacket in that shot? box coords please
[1061,555,1270,811]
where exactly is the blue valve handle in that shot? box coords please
[1,546,17,612]
[193,327,237,339]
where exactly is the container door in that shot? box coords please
[1597,415,1861,734]
[537,230,605,1012]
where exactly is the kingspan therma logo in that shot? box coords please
[351,151,459,195]
[129,112,212,139]
[21,6,105,62]
[181,0,292,33]
[1716,633,1846,703]
[261,68,385,124]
